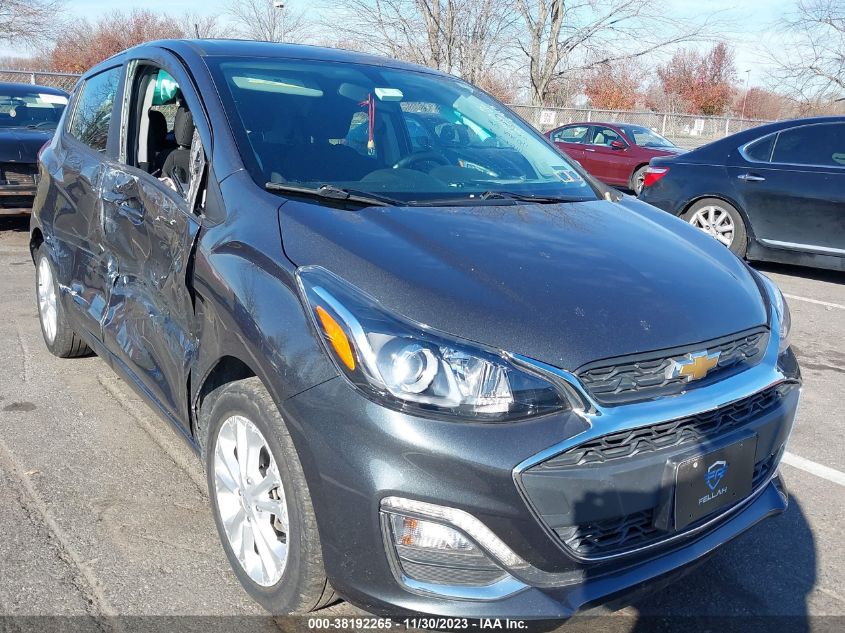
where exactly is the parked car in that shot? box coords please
[31,40,800,618]
[0,82,68,216]
[639,116,845,271]
[546,121,685,194]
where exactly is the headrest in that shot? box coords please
[147,110,167,144]
[173,106,195,147]
[12,104,30,120]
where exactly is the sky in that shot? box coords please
[1,0,790,88]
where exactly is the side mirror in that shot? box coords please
[610,139,627,150]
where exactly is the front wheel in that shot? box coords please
[203,377,335,613]
[682,198,747,257]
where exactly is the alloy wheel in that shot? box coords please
[688,205,735,247]
[634,173,645,195]
[214,415,290,587]
[37,256,58,344]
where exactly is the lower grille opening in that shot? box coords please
[399,560,508,587]
[554,451,780,558]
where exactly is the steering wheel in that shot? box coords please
[394,151,451,171]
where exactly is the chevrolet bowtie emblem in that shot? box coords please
[669,350,721,382]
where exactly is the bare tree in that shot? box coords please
[179,11,227,39]
[768,0,845,102]
[224,0,308,43]
[0,0,65,47]
[514,0,718,105]
[330,1,517,85]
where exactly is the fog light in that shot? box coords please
[390,514,475,551]
[383,509,510,589]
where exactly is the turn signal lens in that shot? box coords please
[642,166,669,188]
[390,514,475,551]
[314,305,356,370]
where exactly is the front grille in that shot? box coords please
[0,162,37,186]
[554,451,781,557]
[577,328,769,405]
[537,385,781,470]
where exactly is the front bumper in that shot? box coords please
[280,313,799,618]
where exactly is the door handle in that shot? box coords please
[583,147,596,152]
[737,173,766,182]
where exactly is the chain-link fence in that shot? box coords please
[509,105,772,149]
[0,69,81,93]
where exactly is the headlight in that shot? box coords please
[760,274,791,354]
[297,266,567,421]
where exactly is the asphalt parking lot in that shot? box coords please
[0,214,843,631]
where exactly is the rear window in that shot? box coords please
[770,123,845,167]
[68,66,122,152]
[620,125,675,149]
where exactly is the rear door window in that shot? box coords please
[771,123,845,167]
[68,66,122,152]
[744,134,776,162]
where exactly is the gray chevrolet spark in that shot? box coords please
[30,39,800,618]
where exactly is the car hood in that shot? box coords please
[0,127,52,162]
[278,195,767,370]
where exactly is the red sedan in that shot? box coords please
[545,122,685,194]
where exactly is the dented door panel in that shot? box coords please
[100,164,200,423]
[44,135,112,340]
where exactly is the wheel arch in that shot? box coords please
[29,226,44,263]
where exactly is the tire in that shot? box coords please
[202,377,335,614]
[682,198,748,257]
[34,244,91,358]
[631,165,648,195]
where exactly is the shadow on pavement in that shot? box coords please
[753,261,845,285]
[628,498,816,632]
[0,215,29,233]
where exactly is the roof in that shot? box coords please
[143,39,450,77]
[0,82,69,96]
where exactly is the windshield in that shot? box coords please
[208,57,596,204]
[0,91,67,130]
[620,125,676,149]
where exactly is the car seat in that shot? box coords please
[162,105,195,189]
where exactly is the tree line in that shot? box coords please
[0,0,842,119]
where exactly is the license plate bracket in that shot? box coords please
[673,435,757,531]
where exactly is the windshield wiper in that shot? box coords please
[479,190,585,203]
[264,182,404,207]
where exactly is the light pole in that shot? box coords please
[740,69,751,120]
[274,1,287,42]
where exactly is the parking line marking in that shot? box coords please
[783,294,845,310]
[782,451,845,486]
